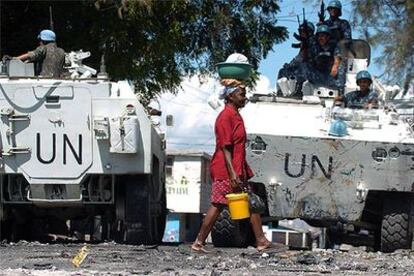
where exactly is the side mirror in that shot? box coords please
[166,114,174,127]
[148,108,162,116]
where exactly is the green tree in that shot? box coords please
[1,0,287,100]
[350,0,414,89]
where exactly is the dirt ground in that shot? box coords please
[1,241,414,276]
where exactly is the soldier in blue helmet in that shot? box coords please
[277,21,317,82]
[323,0,352,44]
[323,0,351,96]
[294,25,344,96]
[336,70,378,108]
[15,29,65,78]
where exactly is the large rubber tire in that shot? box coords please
[212,208,253,248]
[114,174,166,245]
[155,184,167,242]
[380,196,413,253]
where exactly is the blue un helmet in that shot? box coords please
[316,24,331,35]
[329,119,348,137]
[306,21,315,34]
[356,70,372,84]
[327,0,342,16]
[37,30,56,42]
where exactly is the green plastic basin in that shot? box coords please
[216,62,252,80]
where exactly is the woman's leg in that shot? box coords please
[192,203,223,250]
[251,213,286,251]
[250,213,271,250]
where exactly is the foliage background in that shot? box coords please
[0,0,288,101]
[349,0,414,90]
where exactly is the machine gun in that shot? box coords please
[292,9,312,49]
[318,0,325,24]
[65,50,97,79]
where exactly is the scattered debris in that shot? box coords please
[71,245,90,268]
[296,252,319,265]
[2,242,414,275]
[261,252,269,258]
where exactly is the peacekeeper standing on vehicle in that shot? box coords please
[15,29,65,78]
[321,0,352,44]
[321,0,351,95]
[335,70,378,109]
[294,25,343,97]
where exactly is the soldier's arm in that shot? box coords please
[365,93,379,108]
[299,46,309,61]
[25,46,46,62]
[343,20,352,40]
[334,95,344,106]
[15,47,45,62]
[330,44,342,77]
[15,53,30,61]
[330,56,341,77]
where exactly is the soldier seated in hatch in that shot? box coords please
[335,70,378,109]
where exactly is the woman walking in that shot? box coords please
[191,79,282,252]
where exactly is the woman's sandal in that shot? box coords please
[191,242,211,253]
[257,242,287,253]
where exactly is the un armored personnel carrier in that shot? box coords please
[0,53,167,244]
[240,40,414,252]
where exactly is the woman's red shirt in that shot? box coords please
[210,104,254,181]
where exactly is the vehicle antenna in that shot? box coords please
[318,0,326,24]
[0,0,2,58]
[98,43,108,79]
[49,5,54,31]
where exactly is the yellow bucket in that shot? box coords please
[225,192,250,220]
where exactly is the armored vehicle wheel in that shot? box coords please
[212,208,253,247]
[0,220,11,241]
[114,174,166,245]
[380,196,413,253]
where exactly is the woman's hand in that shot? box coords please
[229,171,242,189]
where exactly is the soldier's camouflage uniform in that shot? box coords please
[277,36,317,80]
[325,17,352,94]
[324,17,352,43]
[296,41,345,90]
[343,89,378,109]
[27,42,65,78]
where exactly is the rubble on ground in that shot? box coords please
[1,242,414,275]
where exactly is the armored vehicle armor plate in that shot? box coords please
[0,56,166,244]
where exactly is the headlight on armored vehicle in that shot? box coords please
[372,147,387,162]
[250,136,267,154]
[389,147,400,159]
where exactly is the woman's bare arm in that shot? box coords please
[222,145,240,188]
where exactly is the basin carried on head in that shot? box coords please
[216,53,252,80]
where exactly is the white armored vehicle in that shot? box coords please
[0,53,166,244]
[242,40,414,252]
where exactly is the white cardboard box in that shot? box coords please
[166,150,211,213]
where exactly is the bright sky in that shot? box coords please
[158,0,386,154]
